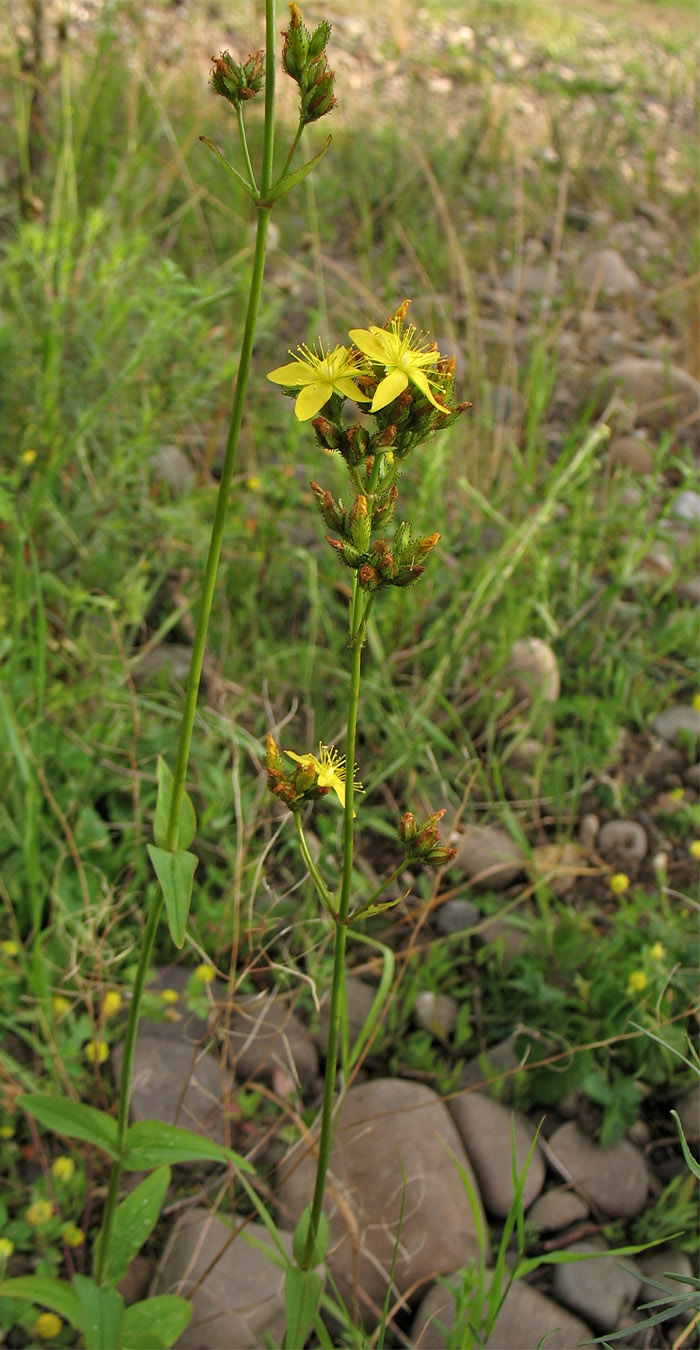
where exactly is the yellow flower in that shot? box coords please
[102,989,123,1018]
[21,449,37,466]
[627,970,648,994]
[693,692,700,713]
[609,872,630,895]
[34,1312,62,1340]
[349,301,450,414]
[0,1237,14,1258]
[84,1039,109,1065]
[160,987,180,1004]
[0,940,19,957]
[62,1223,84,1248]
[52,994,71,1017]
[26,1199,53,1226]
[194,964,216,985]
[284,742,363,812]
[267,343,371,421]
[0,1124,14,1140]
[51,1156,75,1182]
[649,942,666,961]
[690,840,700,860]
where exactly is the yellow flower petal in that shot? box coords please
[349,326,392,363]
[295,382,335,421]
[372,368,409,411]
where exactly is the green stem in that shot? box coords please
[96,4,278,1285]
[236,105,258,195]
[293,811,335,914]
[302,576,365,1268]
[280,118,304,178]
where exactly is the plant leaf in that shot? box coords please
[122,1120,253,1172]
[93,1167,171,1286]
[147,844,198,948]
[18,1095,119,1158]
[0,1275,83,1330]
[284,1266,323,1350]
[122,1295,192,1349]
[671,1109,700,1180]
[199,137,257,197]
[261,135,331,205]
[153,757,197,851]
[74,1275,124,1350]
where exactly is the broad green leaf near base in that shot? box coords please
[147,844,197,948]
[285,1266,323,1350]
[121,1120,253,1171]
[122,1295,192,1349]
[74,1275,125,1350]
[0,1275,83,1330]
[92,1167,171,1286]
[153,757,197,851]
[18,1095,119,1157]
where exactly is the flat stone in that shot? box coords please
[548,1122,649,1218]
[412,1271,592,1349]
[527,1188,589,1233]
[598,358,700,447]
[504,637,560,704]
[448,1093,545,1218]
[111,1036,232,1148]
[652,705,700,745]
[223,991,318,1089]
[155,1208,293,1349]
[276,1078,487,1321]
[435,898,480,935]
[451,825,526,890]
[597,819,648,862]
[609,435,654,473]
[580,248,641,297]
[413,990,459,1039]
[637,1248,694,1303]
[551,1237,642,1332]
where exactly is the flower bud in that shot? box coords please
[358,564,380,591]
[412,532,441,562]
[393,520,412,557]
[210,50,264,109]
[349,494,371,552]
[312,416,341,449]
[398,812,416,842]
[310,481,343,532]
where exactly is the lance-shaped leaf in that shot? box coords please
[199,136,257,198]
[261,134,331,206]
[147,845,197,948]
[153,756,197,851]
[18,1095,119,1158]
[93,1168,171,1286]
[121,1120,253,1172]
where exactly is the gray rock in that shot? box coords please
[276,1078,487,1320]
[223,991,318,1089]
[609,435,654,473]
[111,1036,232,1148]
[506,736,545,770]
[505,637,560,704]
[580,248,641,298]
[527,1188,589,1233]
[132,643,194,685]
[673,1085,700,1140]
[637,1248,694,1303]
[597,819,648,862]
[150,444,195,497]
[530,842,585,897]
[579,813,600,851]
[435,898,480,936]
[451,825,526,890]
[684,763,700,790]
[413,990,459,1039]
[315,976,377,1053]
[551,1238,642,1332]
[548,1122,649,1218]
[473,912,528,961]
[412,1271,592,1349]
[671,489,700,524]
[652,705,700,745]
[599,358,700,446]
[459,1034,523,1097]
[448,1093,545,1218]
[155,1208,293,1349]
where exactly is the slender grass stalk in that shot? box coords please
[95,2,277,1283]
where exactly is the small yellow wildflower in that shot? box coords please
[627,970,648,994]
[62,1223,84,1248]
[52,994,71,1017]
[0,1237,14,1258]
[194,964,216,985]
[84,1039,109,1065]
[160,988,180,1004]
[0,940,19,957]
[349,301,450,414]
[609,872,630,895]
[267,343,371,421]
[51,1156,75,1182]
[285,742,364,812]
[21,449,37,466]
[26,1199,53,1226]
[690,840,700,860]
[649,942,666,961]
[693,692,700,714]
[34,1312,62,1341]
[0,1124,14,1140]
[246,476,262,491]
[102,989,123,1018]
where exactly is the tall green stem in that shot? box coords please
[95,6,277,1284]
[302,575,365,1267]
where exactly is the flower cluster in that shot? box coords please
[267,734,362,813]
[398,809,457,869]
[282,5,336,125]
[268,301,469,595]
[210,49,265,109]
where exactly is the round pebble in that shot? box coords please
[652,705,700,744]
[548,1121,649,1218]
[435,898,480,935]
[452,824,526,890]
[412,991,459,1039]
[505,637,560,704]
[597,818,648,862]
